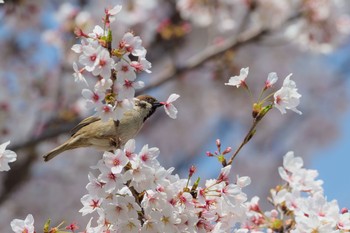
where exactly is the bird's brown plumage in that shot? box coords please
[43,95,161,161]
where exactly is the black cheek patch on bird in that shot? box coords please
[143,106,158,122]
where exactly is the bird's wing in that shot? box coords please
[70,116,100,136]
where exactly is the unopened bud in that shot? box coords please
[216,139,221,150]
[341,208,348,214]
[74,27,88,38]
[189,165,196,177]
[206,151,214,157]
[249,203,261,212]
[270,209,279,218]
[222,147,232,155]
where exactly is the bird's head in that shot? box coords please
[135,95,163,122]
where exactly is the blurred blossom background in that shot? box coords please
[1,0,350,231]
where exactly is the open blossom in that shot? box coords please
[115,57,136,81]
[94,78,113,93]
[79,194,103,216]
[95,103,116,122]
[73,62,88,86]
[0,141,17,172]
[10,214,34,233]
[89,25,106,39]
[91,48,114,79]
[119,32,146,57]
[79,43,102,72]
[225,67,249,88]
[105,5,122,23]
[274,74,302,115]
[103,150,128,174]
[130,57,152,73]
[81,89,104,110]
[265,72,278,88]
[161,93,180,119]
[117,79,145,100]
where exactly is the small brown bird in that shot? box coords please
[43,95,162,161]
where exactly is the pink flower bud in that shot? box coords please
[189,165,196,177]
[341,208,348,214]
[270,209,278,218]
[222,147,232,155]
[74,27,88,38]
[206,151,214,157]
[216,139,221,148]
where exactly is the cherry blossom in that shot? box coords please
[79,44,102,72]
[119,32,146,57]
[79,194,103,216]
[94,78,113,93]
[160,93,180,119]
[105,5,122,23]
[91,48,114,79]
[103,150,128,174]
[117,79,145,100]
[274,74,302,115]
[115,57,136,81]
[10,214,34,233]
[95,104,116,122]
[72,62,88,86]
[113,98,134,120]
[0,141,17,172]
[265,72,278,89]
[81,89,104,110]
[225,67,249,88]
[130,57,152,73]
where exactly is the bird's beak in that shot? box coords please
[152,102,163,108]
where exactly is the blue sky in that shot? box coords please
[311,105,350,208]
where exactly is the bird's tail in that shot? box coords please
[43,142,69,162]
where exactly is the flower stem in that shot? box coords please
[226,106,272,166]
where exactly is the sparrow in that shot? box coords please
[43,95,162,161]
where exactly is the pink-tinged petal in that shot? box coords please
[0,140,10,152]
[265,72,278,88]
[108,5,122,15]
[225,67,249,88]
[167,93,180,103]
[71,44,83,53]
[164,104,178,119]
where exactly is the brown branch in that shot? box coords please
[139,27,269,94]
[8,118,81,151]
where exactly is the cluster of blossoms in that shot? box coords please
[77,139,250,232]
[225,67,302,116]
[241,151,350,232]
[11,149,350,232]
[71,5,152,121]
[4,2,349,233]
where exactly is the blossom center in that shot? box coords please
[90,55,97,62]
